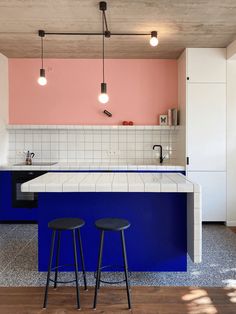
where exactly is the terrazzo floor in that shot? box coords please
[0,223,236,287]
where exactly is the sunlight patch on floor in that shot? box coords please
[182,288,217,314]
[225,286,236,303]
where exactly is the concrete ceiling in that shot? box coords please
[0,0,236,59]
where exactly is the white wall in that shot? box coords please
[226,59,236,225]
[0,53,9,164]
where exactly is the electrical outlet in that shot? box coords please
[107,150,120,156]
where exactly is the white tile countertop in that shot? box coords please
[21,172,195,193]
[21,171,201,264]
[0,161,185,171]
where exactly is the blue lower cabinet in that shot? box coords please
[38,192,187,272]
[0,171,38,221]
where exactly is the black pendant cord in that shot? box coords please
[102,11,105,84]
[44,32,151,36]
[41,36,44,69]
[102,10,109,34]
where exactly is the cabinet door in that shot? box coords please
[188,171,226,222]
[187,83,226,171]
[187,48,226,83]
[0,171,38,221]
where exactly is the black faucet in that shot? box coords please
[153,145,164,164]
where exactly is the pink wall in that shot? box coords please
[9,59,178,125]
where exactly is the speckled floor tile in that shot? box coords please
[0,224,236,287]
[0,236,39,286]
[0,224,18,240]
[0,224,36,272]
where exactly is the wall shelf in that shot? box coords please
[7,124,179,131]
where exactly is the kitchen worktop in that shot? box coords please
[21,172,198,193]
[0,161,185,171]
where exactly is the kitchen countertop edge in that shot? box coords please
[0,163,185,171]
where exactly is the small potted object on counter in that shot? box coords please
[122,121,134,125]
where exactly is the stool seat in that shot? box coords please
[48,218,85,230]
[95,218,130,231]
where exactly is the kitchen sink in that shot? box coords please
[14,162,58,166]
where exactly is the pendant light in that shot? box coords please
[98,3,109,104]
[150,31,159,47]
[38,2,159,98]
[37,30,47,86]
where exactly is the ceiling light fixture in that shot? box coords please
[150,31,159,47]
[37,1,158,99]
[98,1,109,104]
[37,30,47,86]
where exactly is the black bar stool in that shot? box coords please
[43,217,87,309]
[93,217,132,310]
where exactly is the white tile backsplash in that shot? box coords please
[7,126,182,164]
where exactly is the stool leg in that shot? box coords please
[43,230,56,309]
[121,230,132,310]
[77,229,87,291]
[72,229,80,310]
[93,230,104,309]
[54,231,61,289]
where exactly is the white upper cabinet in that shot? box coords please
[187,83,226,171]
[187,48,226,83]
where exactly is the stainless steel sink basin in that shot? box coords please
[14,162,58,166]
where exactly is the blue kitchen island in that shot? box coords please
[21,172,202,272]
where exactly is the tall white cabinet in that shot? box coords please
[179,48,227,221]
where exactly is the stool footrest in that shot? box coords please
[94,265,132,285]
[49,278,76,284]
[51,263,75,271]
[49,264,78,284]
